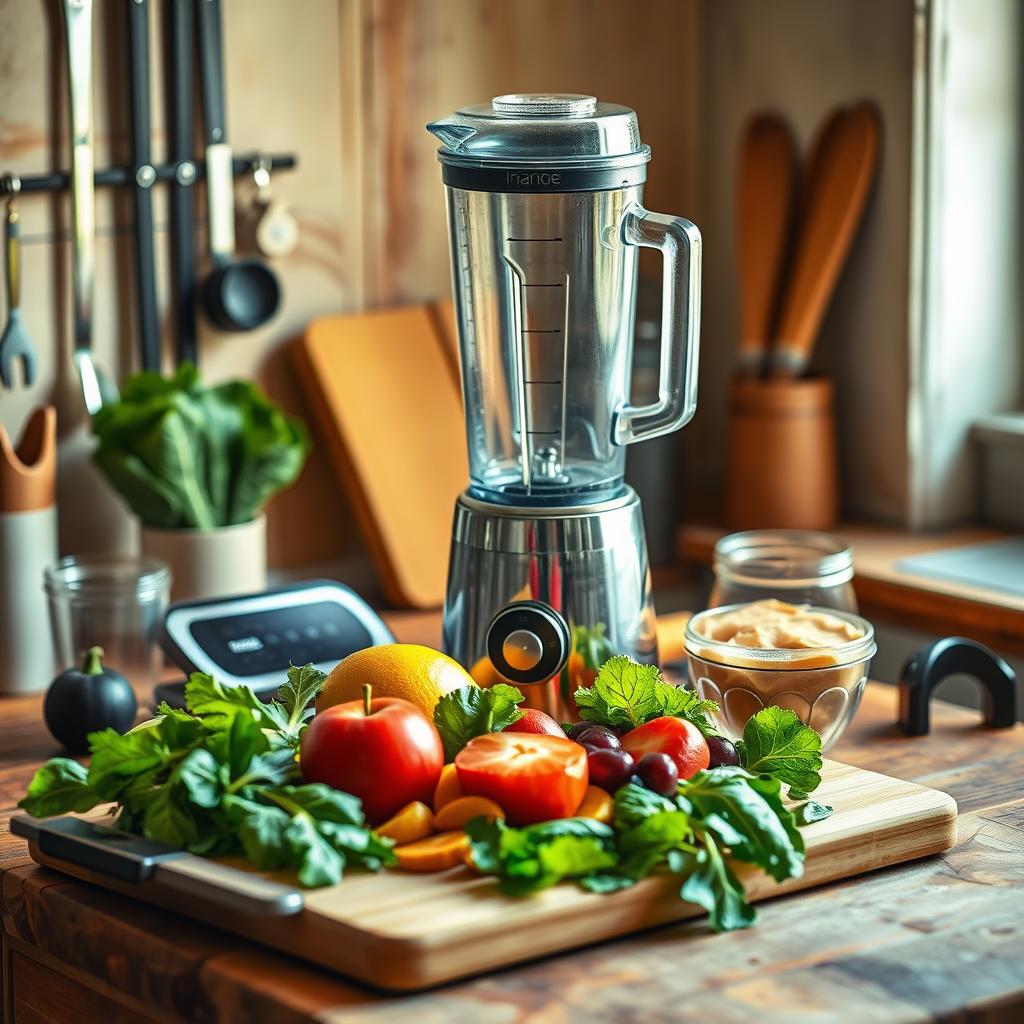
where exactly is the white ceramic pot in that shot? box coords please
[0,506,58,694]
[140,514,267,603]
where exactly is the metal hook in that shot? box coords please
[251,155,271,192]
[2,173,21,214]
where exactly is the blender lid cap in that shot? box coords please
[426,93,651,171]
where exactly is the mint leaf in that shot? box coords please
[18,759,99,817]
[736,707,824,794]
[673,834,756,932]
[574,656,719,734]
[269,783,365,826]
[793,800,833,826]
[654,682,719,736]
[433,683,525,761]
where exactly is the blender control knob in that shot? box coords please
[486,601,571,686]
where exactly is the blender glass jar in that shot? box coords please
[428,94,701,507]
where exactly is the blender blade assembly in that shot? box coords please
[427,94,702,719]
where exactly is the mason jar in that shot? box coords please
[709,530,857,612]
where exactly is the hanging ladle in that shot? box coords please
[196,0,280,332]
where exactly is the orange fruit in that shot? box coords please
[575,785,614,824]
[394,831,471,873]
[433,795,505,831]
[433,763,464,811]
[376,801,435,844]
[316,644,475,719]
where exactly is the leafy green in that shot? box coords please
[736,707,825,794]
[18,665,392,888]
[18,759,97,817]
[573,655,718,734]
[91,363,310,529]
[793,800,834,826]
[679,767,803,883]
[465,816,618,895]
[432,683,525,761]
[673,834,756,932]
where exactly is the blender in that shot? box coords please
[427,94,701,719]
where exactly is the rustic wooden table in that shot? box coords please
[2,612,1023,1023]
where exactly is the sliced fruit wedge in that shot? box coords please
[574,785,614,824]
[433,795,505,831]
[394,830,471,873]
[433,763,464,811]
[377,801,434,844]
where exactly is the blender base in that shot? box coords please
[442,486,657,721]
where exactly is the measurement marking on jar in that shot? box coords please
[506,237,562,242]
[522,283,563,288]
[522,329,560,334]
[525,379,562,384]
[526,430,559,435]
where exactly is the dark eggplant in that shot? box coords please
[44,647,138,753]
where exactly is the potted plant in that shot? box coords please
[92,364,310,601]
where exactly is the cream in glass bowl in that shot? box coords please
[684,599,876,750]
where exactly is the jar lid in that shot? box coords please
[44,555,171,599]
[426,94,650,193]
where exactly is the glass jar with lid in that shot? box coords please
[709,530,857,612]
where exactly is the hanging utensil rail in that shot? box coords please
[0,153,296,197]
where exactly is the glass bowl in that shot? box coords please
[684,603,876,751]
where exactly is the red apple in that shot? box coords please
[620,717,710,781]
[503,707,564,737]
[300,693,443,824]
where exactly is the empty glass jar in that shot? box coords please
[709,530,857,612]
[45,556,171,688]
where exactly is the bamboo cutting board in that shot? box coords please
[26,760,956,992]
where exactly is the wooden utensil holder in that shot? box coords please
[725,375,838,531]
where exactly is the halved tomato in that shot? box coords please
[454,733,588,826]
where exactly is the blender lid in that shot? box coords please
[427,94,651,192]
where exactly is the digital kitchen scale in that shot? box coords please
[156,580,394,704]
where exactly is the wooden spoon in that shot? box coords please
[771,103,881,377]
[735,114,797,376]
[0,405,56,512]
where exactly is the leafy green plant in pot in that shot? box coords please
[92,364,310,601]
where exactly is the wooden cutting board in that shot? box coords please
[27,759,956,992]
[292,304,467,609]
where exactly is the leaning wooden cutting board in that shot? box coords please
[25,760,956,992]
[293,305,467,609]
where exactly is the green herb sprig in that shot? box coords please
[18,666,395,887]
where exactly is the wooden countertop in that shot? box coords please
[3,612,1024,1023]
[678,522,1024,655]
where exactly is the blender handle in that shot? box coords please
[614,205,702,445]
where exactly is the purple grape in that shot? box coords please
[636,752,679,796]
[588,748,635,793]
[706,735,740,768]
[577,727,621,751]
[566,721,597,741]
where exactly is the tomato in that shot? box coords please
[455,733,588,825]
[620,717,710,781]
[300,697,444,825]
[502,708,565,738]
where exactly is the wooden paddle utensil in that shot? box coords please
[771,103,880,377]
[735,114,796,376]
